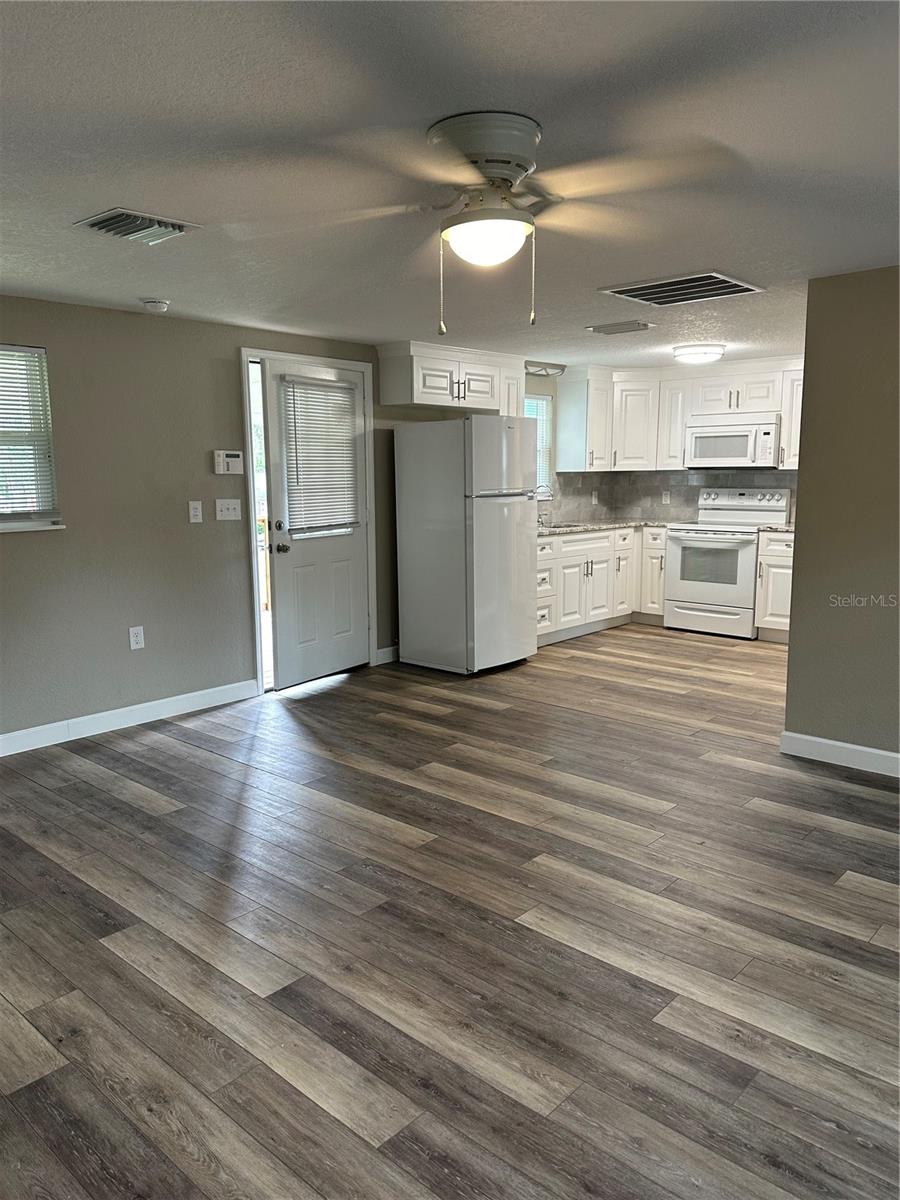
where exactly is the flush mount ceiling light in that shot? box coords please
[673,343,726,364]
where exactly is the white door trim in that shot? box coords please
[240,347,377,693]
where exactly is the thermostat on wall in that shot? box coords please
[213,450,244,474]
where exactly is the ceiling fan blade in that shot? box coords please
[535,202,655,242]
[530,139,741,201]
[220,204,426,242]
[327,127,485,188]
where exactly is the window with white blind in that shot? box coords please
[523,394,553,490]
[0,345,62,531]
[281,374,361,536]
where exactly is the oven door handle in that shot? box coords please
[668,534,758,548]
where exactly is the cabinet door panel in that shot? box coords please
[501,368,524,417]
[460,363,500,410]
[586,380,613,470]
[756,558,793,629]
[781,370,803,468]
[640,548,665,614]
[612,383,659,471]
[557,557,587,628]
[657,383,688,469]
[690,378,732,415]
[734,373,781,412]
[586,555,613,620]
[415,357,458,406]
[613,550,633,615]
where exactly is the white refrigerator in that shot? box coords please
[394,415,537,673]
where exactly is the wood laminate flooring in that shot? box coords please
[1,623,897,1199]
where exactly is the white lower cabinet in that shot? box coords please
[585,552,614,621]
[613,548,634,615]
[557,556,589,629]
[756,559,793,629]
[639,529,666,615]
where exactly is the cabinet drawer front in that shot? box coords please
[537,537,559,559]
[643,528,666,546]
[614,528,635,550]
[559,531,613,555]
[759,531,794,557]
[536,564,557,596]
[536,599,556,631]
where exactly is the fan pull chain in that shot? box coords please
[529,228,536,326]
[438,236,447,336]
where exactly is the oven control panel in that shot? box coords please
[699,489,789,507]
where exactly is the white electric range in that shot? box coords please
[664,488,791,638]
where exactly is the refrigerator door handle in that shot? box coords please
[473,489,534,498]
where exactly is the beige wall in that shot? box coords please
[784,266,899,753]
[0,296,378,734]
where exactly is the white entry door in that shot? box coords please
[262,357,369,688]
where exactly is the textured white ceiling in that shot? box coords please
[1,2,897,366]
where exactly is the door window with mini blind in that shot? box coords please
[0,345,62,530]
[280,375,362,536]
[523,394,553,490]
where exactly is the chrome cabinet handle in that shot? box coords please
[728,390,732,410]
[613,449,617,467]
[588,449,594,467]
[735,388,740,408]
[758,561,763,579]
[276,543,291,554]
[616,555,621,573]
[659,554,664,571]
[779,446,785,465]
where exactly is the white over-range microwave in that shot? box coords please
[684,412,781,469]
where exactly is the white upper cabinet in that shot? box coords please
[689,371,782,416]
[780,369,803,468]
[501,366,526,418]
[458,361,500,409]
[378,342,525,411]
[656,382,688,469]
[555,367,613,472]
[612,382,659,471]
[413,356,458,407]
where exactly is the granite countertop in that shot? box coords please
[537,521,668,536]
[538,521,795,537]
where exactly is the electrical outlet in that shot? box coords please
[662,491,671,505]
[129,625,144,650]
[216,498,242,521]
[591,489,599,505]
[188,500,203,523]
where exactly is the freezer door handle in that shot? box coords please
[474,489,534,498]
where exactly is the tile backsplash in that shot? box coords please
[541,470,799,525]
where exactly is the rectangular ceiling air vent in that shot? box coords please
[585,320,656,335]
[74,208,200,246]
[600,272,762,306]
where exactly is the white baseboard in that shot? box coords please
[780,730,900,779]
[0,679,260,758]
[374,645,399,665]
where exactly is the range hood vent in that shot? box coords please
[600,272,762,306]
[585,320,655,335]
[74,208,200,245]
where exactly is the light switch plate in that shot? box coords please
[216,498,241,521]
[129,625,144,650]
[188,500,203,523]
[662,491,671,505]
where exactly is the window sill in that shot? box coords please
[0,522,66,534]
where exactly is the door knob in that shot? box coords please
[275,543,291,554]
[274,519,285,531]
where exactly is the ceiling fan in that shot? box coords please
[315,111,737,332]
[221,110,737,332]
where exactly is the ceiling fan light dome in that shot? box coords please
[672,343,726,364]
[441,210,533,267]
